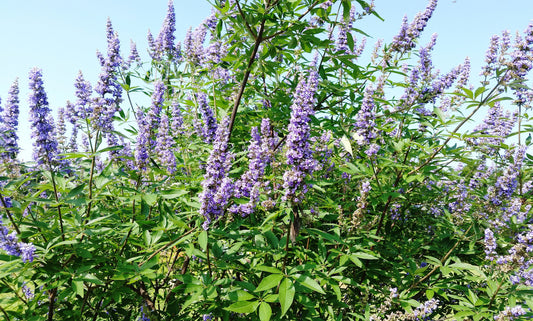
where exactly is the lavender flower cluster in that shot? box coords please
[283,68,319,203]
[0,79,20,161]
[467,102,517,154]
[494,305,527,320]
[93,19,123,134]
[484,225,533,288]
[199,117,234,229]
[390,0,437,53]
[28,68,64,169]
[353,85,379,154]
[0,215,35,263]
[231,119,276,216]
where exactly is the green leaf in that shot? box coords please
[353,251,378,260]
[73,280,84,297]
[255,274,283,292]
[142,193,158,206]
[80,274,104,285]
[474,86,486,98]
[225,300,260,314]
[229,290,256,302]
[295,274,325,294]
[254,265,283,274]
[198,230,208,251]
[259,302,272,321]
[279,278,295,316]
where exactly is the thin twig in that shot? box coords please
[0,194,21,235]
[409,224,473,290]
[235,0,257,40]
[138,228,197,267]
[227,10,267,139]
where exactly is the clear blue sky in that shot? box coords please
[0,0,531,160]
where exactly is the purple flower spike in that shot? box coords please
[391,0,437,52]
[354,86,377,146]
[155,113,176,173]
[135,109,150,171]
[74,71,93,120]
[127,40,141,67]
[196,93,217,143]
[0,79,20,160]
[170,100,184,134]
[94,19,122,133]
[283,68,319,203]
[230,119,275,216]
[156,0,176,57]
[147,29,161,61]
[29,68,63,169]
[147,80,165,127]
[199,117,234,230]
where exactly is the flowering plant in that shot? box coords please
[0,0,532,320]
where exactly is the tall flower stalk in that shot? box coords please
[199,117,234,230]
[0,79,20,162]
[283,68,319,204]
[28,68,62,170]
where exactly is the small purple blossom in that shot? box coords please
[138,305,150,321]
[22,283,34,301]
[413,298,439,319]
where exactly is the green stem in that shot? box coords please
[488,278,504,310]
[0,304,10,321]
[410,224,473,290]
[0,194,20,235]
[206,230,212,278]
[49,169,65,242]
